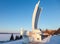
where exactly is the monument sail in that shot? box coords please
[32,0,42,30]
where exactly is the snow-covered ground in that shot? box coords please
[1,35,60,44]
[41,35,52,43]
[45,35,60,44]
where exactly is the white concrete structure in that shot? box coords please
[32,0,42,30]
[20,0,42,42]
[31,0,42,42]
[32,29,42,42]
[20,28,27,36]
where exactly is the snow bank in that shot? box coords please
[41,35,52,43]
[3,40,23,44]
[2,35,60,44]
[3,37,29,44]
[45,35,60,44]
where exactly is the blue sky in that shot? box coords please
[0,0,60,32]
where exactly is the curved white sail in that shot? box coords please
[32,0,42,30]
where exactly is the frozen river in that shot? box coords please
[0,34,20,41]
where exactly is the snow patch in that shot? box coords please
[45,35,60,44]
